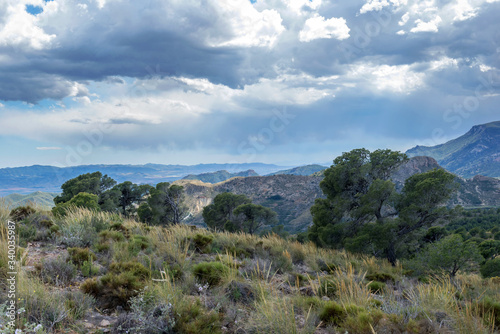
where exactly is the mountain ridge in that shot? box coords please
[406,121,500,178]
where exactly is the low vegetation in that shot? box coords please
[0,203,499,333]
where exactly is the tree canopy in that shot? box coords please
[54,172,116,204]
[202,193,251,231]
[140,182,187,225]
[202,192,277,234]
[309,148,458,265]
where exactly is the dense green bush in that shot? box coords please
[68,247,96,267]
[192,261,229,286]
[10,205,36,221]
[81,261,150,310]
[367,281,386,293]
[193,233,214,253]
[480,258,500,278]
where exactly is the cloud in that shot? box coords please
[0,0,56,50]
[1,0,500,166]
[36,147,62,150]
[299,15,350,42]
[410,15,442,33]
[209,1,285,47]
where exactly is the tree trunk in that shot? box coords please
[386,242,397,267]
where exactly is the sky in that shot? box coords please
[0,0,499,168]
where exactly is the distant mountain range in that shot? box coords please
[0,163,288,196]
[181,165,328,184]
[268,164,328,176]
[182,169,259,183]
[406,121,500,178]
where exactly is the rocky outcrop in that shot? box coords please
[176,175,324,233]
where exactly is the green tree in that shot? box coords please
[233,203,278,234]
[480,258,500,278]
[100,182,152,216]
[52,192,100,216]
[54,172,116,204]
[202,193,251,231]
[419,234,483,278]
[147,183,187,225]
[478,240,500,261]
[309,148,457,266]
[137,202,153,224]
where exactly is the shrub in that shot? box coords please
[38,257,76,286]
[319,301,347,325]
[64,290,95,320]
[10,205,36,221]
[21,289,70,331]
[68,247,96,267]
[317,277,338,298]
[81,260,100,277]
[272,250,293,274]
[480,258,500,278]
[110,261,151,279]
[365,272,395,283]
[317,258,338,273]
[81,261,150,310]
[478,297,500,328]
[192,261,229,286]
[289,272,307,287]
[18,223,37,245]
[193,233,214,253]
[99,230,126,242]
[288,242,306,264]
[319,302,365,326]
[367,281,386,294]
[57,222,97,247]
[225,281,254,304]
[112,289,175,334]
[174,299,222,334]
[128,235,152,256]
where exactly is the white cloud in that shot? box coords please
[399,12,410,25]
[451,0,478,21]
[299,15,350,42]
[284,0,322,14]
[0,103,4,108]
[410,15,442,33]
[0,0,56,50]
[428,57,459,71]
[209,0,285,48]
[359,0,407,14]
[346,63,425,94]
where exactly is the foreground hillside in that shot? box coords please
[1,206,500,334]
[407,121,500,178]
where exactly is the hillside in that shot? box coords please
[1,191,58,209]
[3,206,499,333]
[182,169,259,183]
[406,121,500,178]
[0,163,287,196]
[177,157,500,233]
[267,164,328,176]
[176,174,324,233]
